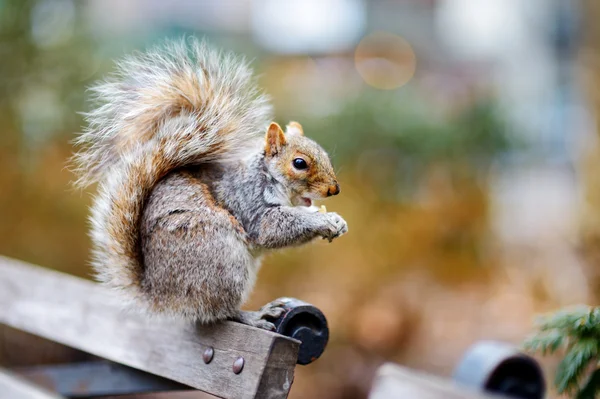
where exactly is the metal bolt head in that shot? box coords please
[203,347,214,364]
[233,357,244,374]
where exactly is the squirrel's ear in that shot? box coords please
[286,121,304,136]
[265,122,286,156]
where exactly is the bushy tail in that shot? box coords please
[72,38,272,298]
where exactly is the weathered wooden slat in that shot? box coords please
[0,256,300,399]
[369,363,503,399]
[0,368,65,399]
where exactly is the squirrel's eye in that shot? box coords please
[293,158,308,170]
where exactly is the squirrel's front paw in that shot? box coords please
[319,212,348,242]
[232,299,287,331]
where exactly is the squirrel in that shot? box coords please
[72,38,348,330]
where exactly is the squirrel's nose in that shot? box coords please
[327,182,340,197]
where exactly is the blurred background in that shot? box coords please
[0,0,598,398]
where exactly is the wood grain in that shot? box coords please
[0,256,300,399]
[369,363,503,399]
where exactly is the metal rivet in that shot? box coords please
[233,357,244,374]
[203,347,214,364]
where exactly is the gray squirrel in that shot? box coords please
[72,38,348,330]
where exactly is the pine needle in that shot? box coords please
[523,330,565,355]
[555,338,598,394]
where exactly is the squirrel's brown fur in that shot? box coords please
[73,38,347,329]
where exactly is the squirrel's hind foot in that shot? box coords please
[231,299,287,331]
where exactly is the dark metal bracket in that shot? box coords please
[272,297,329,365]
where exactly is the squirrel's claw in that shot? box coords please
[249,319,277,331]
[258,300,287,319]
[232,300,287,331]
[320,212,348,242]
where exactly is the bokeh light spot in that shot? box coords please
[354,32,416,90]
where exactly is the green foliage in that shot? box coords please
[522,329,564,356]
[523,306,600,397]
[555,339,598,394]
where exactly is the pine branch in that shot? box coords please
[535,306,600,336]
[555,338,598,394]
[524,306,600,397]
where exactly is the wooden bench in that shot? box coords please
[369,341,547,399]
[0,255,547,399]
[369,364,500,399]
[0,256,304,399]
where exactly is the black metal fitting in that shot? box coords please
[453,340,546,399]
[271,297,329,365]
